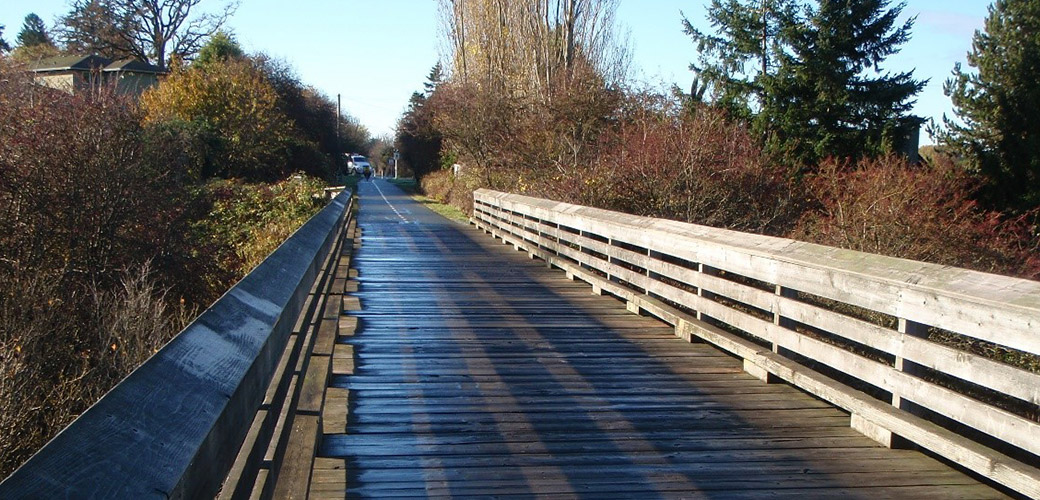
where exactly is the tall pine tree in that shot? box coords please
[17,13,52,48]
[938,0,1040,211]
[683,0,799,120]
[761,0,925,167]
[686,0,924,168]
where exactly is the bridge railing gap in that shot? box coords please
[0,191,354,499]
[472,188,1040,498]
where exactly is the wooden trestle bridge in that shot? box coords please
[2,180,1038,499]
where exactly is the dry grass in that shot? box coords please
[0,264,192,476]
[390,177,470,223]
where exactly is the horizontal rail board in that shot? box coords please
[475,194,1040,356]
[485,207,1040,406]
[473,189,1040,497]
[501,220,1040,446]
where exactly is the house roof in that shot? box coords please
[30,54,112,72]
[30,54,164,74]
[104,58,163,74]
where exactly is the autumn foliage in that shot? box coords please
[412,72,1038,284]
[405,0,1037,285]
[0,67,195,475]
[793,155,1040,279]
[140,58,292,181]
[0,51,336,475]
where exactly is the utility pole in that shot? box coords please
[337,94,342,175]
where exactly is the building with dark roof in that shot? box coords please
[29,54,164,96]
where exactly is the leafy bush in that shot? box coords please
[254,54,373,179]
[0,66,189,289]
[419,167,486,215]
[140,58,292,181]
[793,155,1040,279]
[0,58,331,477]
[140,118,221,182]
[192,175,328,281]
[591,102,800,235]
[424,79,801,237]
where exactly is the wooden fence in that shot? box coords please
[472,189,1040,497]
[0,191,353,499]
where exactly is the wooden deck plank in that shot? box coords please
[332,343,354,376]
[321,387,349,435]
[272,415,319,499]
[310,180,1006,499]
[311,319,338,357]
[332,446,968,470]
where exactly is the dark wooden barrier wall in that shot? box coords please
[0,191,352,499]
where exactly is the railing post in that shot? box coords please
[773,285,798,357]
[850,318,929,449]
[554,222,562,258]
[606,236,614,281]
[695,263,707,321]
[646,248,653,282]
[893,318,928,413]
[747,285,798,384]
[773,285,797,332]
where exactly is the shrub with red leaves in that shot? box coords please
[595,100,800,235]
[793,155,1040,279]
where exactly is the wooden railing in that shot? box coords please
[0,191,353,499]
[472,189,1040,497]
[218,194,357,499]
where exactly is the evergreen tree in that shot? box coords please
[194,31,244,67]
[761,0,925,167]
[0,25,11,53]
[59,0,141,61]
[938,0,1040,211]
[683,0,799,119]
[17,13,52,48]
[396,63,445,180]
[423,61,444,94]
[686,0,924,168]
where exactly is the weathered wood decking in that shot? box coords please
[312,180,1004,498]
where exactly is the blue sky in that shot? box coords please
[2,1,991,143]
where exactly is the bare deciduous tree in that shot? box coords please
[131,0,237,69]
[60,0,237,69]
[436,0,628,99]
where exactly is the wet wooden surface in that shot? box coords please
[312,179,1004,499]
